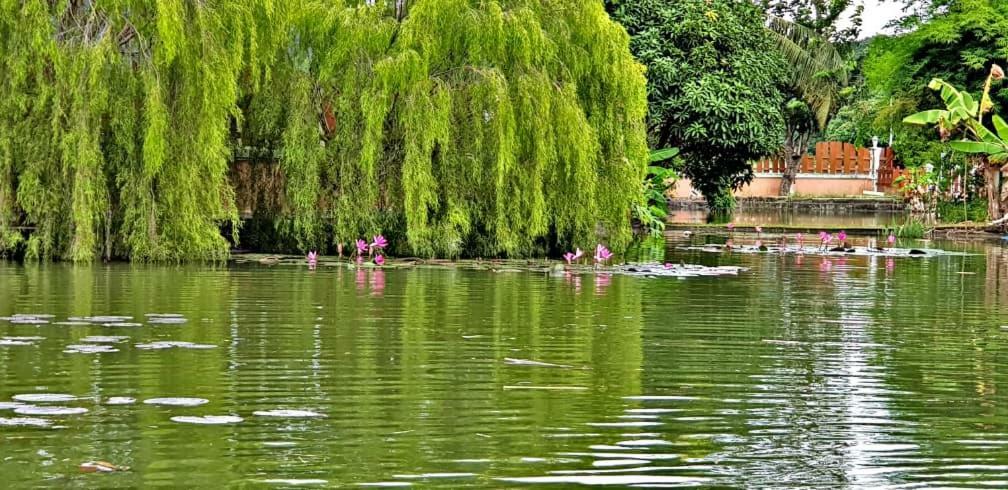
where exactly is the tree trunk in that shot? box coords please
[984,159,1004,223]
[780,152,801,197]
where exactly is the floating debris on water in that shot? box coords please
[253,409,326,418]
[12,394,77,403]
[135,341,217,350]
[79,461,130,473]
[0,417,52,427]
[14,406,88,416]
[104,397,136,406]
[81,336,130,344]
[143,397,209,407]
[504,358,572,368]
[170,415,243,425]
[64,344,119,354]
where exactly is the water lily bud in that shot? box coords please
[992,64,1005,81]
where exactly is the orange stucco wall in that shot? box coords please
[671,175,882,199]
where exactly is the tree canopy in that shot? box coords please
[0,0,649,261]
[607,0,786,209]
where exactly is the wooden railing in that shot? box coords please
[754,142,903,188]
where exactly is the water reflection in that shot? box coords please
[1,239,1007,486]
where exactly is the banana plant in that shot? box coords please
[634,148,681,237]
[903,66,1008,164]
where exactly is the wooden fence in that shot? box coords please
[754,142,899,184]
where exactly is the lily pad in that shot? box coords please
[3,336,45,341]
[13,394,77,403]
[104,397,136,406]
[170,415,243,425]
[14,406,88,416]
[253,409,326,418]
[80,316,134,323]
[146,314,188,325]
[0,417,52,427]
[143,397,209,407]
[8,318,49,325]
[81,336,130,344]
[135,341,216,350]
[0,402,26,410]
[100,322,143,328]
[0,339,34,346]
[54,321,91,326]
[64,344,119,354]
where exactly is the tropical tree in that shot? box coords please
[903,66,1008,223]
[0,0,649,261]
[761,1,859,195]
[607,0,786,211]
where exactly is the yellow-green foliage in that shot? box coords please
[0,0,647,261]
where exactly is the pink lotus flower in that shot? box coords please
[594,244,613,264]
[838,231,847,243]
[727,223,735,231]
[371,235,388,249]
[755,226,763,234]
[887,233,896,246]
[573,248,584,261]
[563,252,576,264]
[355,239,368,255]
[796,233,804,246]
[307,251,318,269]
[374,254,385,266]
[818,231,829,243]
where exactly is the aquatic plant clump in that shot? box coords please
[0,1,648,261]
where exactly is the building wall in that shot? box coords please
[671,174,887,199]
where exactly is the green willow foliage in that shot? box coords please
[0,0,647,261]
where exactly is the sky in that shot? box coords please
[848,0,905,38]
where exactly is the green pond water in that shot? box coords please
[1,238,1007,488]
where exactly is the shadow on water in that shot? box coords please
[0,237,1007,487]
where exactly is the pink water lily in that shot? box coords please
[838,231,847,244]
[796,233,804,246]
[371,235,388,249]
[307,251,318,270]
[573,248,584,261]
[563,252,576,264]
[887,233,896,246]
[755,226,763,234]
[594,244,613,264]
[355,239,368,255]
[727,223,735,231]
[818,231,829,243]
[374,254,385,266]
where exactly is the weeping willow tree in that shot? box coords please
[0,0,647,261]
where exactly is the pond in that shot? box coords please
[1,238,1007,487]
[668,208,907,229]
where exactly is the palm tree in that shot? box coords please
[766,15,850,196]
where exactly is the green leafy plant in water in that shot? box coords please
[884,218,928,239]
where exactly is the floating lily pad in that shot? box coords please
[143,397,209,407]
[78,316,134,324]
[81,336,130,344]
[8,318,49,325]
[253,409,326,418]
[104,397,136,406]
[13,394,77,403]
[0,339,34,346]
[0,417,52,427]
[135,341,216,350]
[14,406,88,416]
[0,402,25,410]
[4,336,45,341]
[170,415,243,425]
[54,321,91,326]
[100,322,143,328]
[64,344,119,354]
[145,314,188,325]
